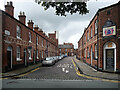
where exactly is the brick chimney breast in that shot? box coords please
[28,20,34,30]
[5,1,14,17]
[18,11,26,25]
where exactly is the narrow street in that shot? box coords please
[2,57,119,88]
[17,57,88,80]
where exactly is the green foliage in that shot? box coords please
[35,1,89,16]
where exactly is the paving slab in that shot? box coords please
[1,63,42,78]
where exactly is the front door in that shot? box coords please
[7,47,12,69]
[106,49,114,70]
[33,50,35,64]
[24,49,27,66]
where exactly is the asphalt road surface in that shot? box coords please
[2,57,120,89]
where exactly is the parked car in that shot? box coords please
[58,56,62,60]
[42,57,55,66]
[53,56,59,62]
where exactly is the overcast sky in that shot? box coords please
[0,0,119,48]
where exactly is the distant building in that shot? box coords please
[0,2,59,72]
[77,1,120,72]
[59,43,74,56]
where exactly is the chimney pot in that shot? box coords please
[10,1,13,5]
[7,2,9,5]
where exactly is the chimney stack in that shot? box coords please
[38,28,43,34]
[34,25,39,33]
[18,11,26,25]
[5,1,14,17]
[28,20,34,30]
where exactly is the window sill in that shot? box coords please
[17,58,22,61]
[29,41,32,43]
[17,37,22,40]
[29,57,32,60]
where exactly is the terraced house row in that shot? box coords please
[77,1,120,72]
[0,2,59,72]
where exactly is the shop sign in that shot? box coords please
[103,26,116,37]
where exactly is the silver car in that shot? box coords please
[42,57,55,66]
[53,56,59,62]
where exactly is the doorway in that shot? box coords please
[24,49,27,66]
[33,50,36,64]
[106,49,114,70]
[7,46,12,69]
[103,42,116,72]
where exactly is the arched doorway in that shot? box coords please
[103,42,116,72]
[7,46,12,69]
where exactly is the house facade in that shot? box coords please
[59,43,74,56]
[77,2,120,72]
[0,2,59,72]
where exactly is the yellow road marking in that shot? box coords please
[72,59,120,83]
[1,67,40,79]
[16,67,40,77]
[0,78,8,80]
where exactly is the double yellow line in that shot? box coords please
[0,67,40,79]
[72,59,120,83]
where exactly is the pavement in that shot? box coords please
[73,57,120,81]
[1,62,42,78]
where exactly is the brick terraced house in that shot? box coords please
[59,43,74,56]
[0,2,59,72]
[77,1,120,72]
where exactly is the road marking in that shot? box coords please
[0,78,8,80]
[72,59,120,83]
[62,68,65,72]
[65,70,69,73]
[16,67,40,77]
[1,67,40,79]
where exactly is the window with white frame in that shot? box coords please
[29,32,32,42]
[84,35,86,44]
[59,49,61,52]
[17,46,20,60]
[17,26,21,38]
[65,49,67,52]
[46,40,48,48]
[87,47,90,58]
[28,50,32,60]
[87,31,89,41]
[71,49,72,52]
[91,26,92,38]
[95,44,98,59]
[42,40,44,47]
[95,19,98,34]
[37,36,38,45]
